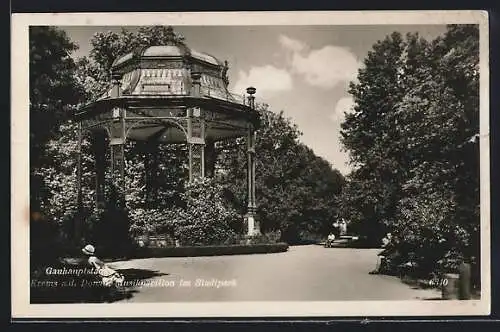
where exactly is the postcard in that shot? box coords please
[11,10,490,318]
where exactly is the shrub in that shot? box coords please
[128,178,249,247]
[135,234,176,248]
[133,243,289,258]
[129,208,167,237]
[172,178,243,246]
[382,191,479,281]
[245,230,282,244]
[296,230,324,244]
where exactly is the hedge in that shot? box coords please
[131,242,289,258]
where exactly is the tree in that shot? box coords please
[33,122,95,226]
[30,26,85,264]
[392,25,480,277]
[340,32,411,243]
[218,105,345,243]
[30,26,84,208]
[340,25,480,280]
[30,27,83,166]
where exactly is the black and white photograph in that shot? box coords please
[11,11,490,317]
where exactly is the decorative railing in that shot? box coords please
[200,86,247,106]
[95,84,265,108]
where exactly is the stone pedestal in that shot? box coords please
[458,262,472,300]
[442,273,460,300]
[245,212,260,237]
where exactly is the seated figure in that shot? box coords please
[82,244,125,287]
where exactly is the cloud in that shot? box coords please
[330,96,355,123]
[291,46,359,89]
[233,65,293,96]
[279,35,306,53]
[279,35,360,89]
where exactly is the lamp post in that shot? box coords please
[245,86,260,236]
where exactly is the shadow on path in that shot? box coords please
[31,266,168,304]
[117,268,168,280]
[104,268,169,303]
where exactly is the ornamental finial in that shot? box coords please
[222,60,229,85]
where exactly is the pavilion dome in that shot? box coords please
[111,26,224,71]
[142,45,186,57]
[112,46,222,68]
[190,49,222,66]
[106,26,236,101]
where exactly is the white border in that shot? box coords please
[11,10,490,318]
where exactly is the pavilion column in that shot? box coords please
[75,122,83,244]
[245,87,260,236]
[188,72,206,182]
[109,107,126,209]
[108,73,127,208]
[92,131,107,209]
[144,140,160,207]
[187,109,206,182]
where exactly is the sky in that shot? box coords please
[61,25,447,175]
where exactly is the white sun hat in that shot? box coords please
[82,244,96,255]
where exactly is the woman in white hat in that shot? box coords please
[82,244,124,288]
[82,244,105,270]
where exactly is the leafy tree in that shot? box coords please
[218,105,345,244]
[393,25,480,276]
[340,25,480,280]
[29,27,86,264]
[30,27,84,215]
[340,32,411,243]
[30,27,83,166]
[33,123,95,228]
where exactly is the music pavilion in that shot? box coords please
[74,27,260,237]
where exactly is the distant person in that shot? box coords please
[82,244,125,287]
[325,233,336,248]
[339,219,348,236]
[369,233,392,275]
[382,233,392,247]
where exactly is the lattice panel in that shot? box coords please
[190,143,204,181]
[109,120,125,140]
[190,116,203,139]
[144,142,159,204]
[110,143,126,207]
[93,136,107,208]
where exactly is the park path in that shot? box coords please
[110,245,441,302]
